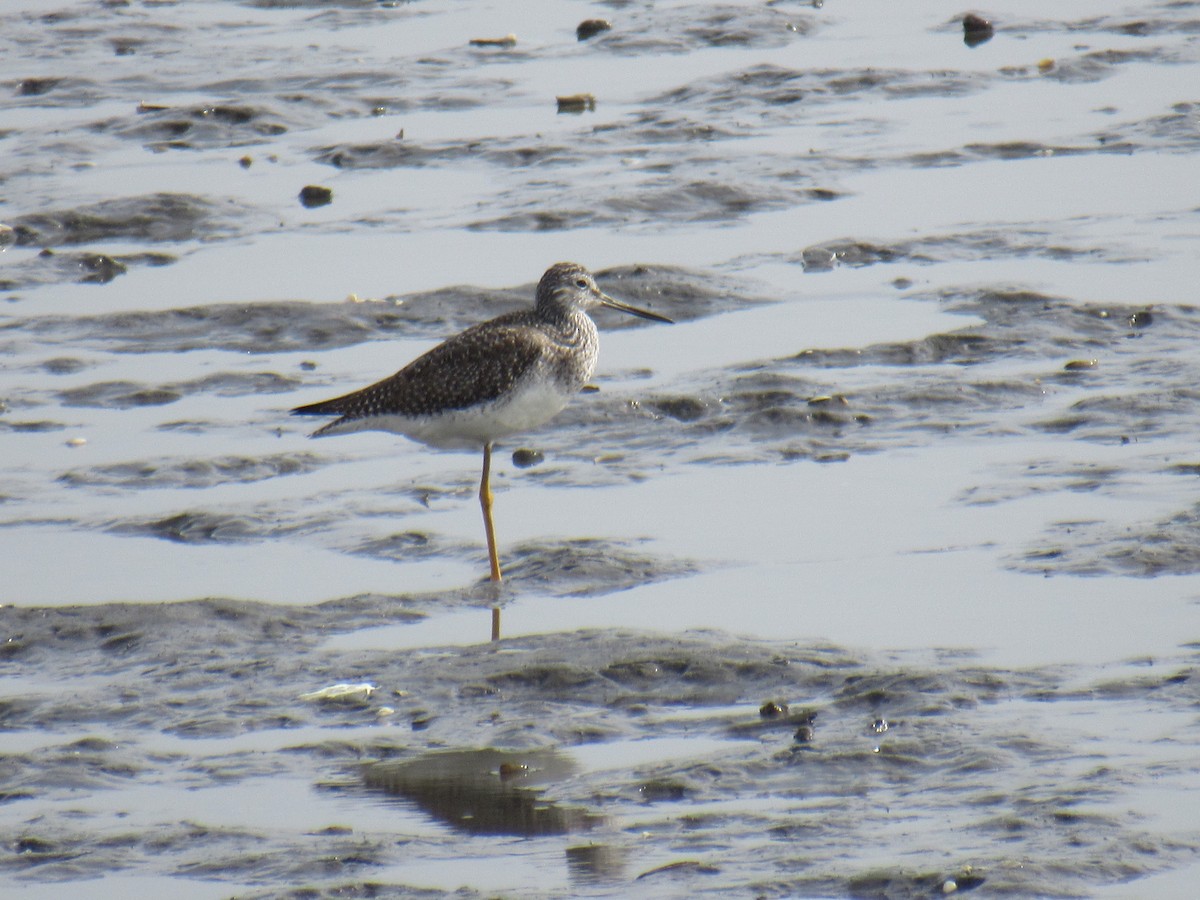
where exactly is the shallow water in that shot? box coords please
[3,0,1200,897]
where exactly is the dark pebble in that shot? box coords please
[512,448,545,469]
[556,94,596,114]
[1128,310,1153,329]
[18,77,59,96]
[962,14,994,48]
[759,700,789,719]
[299,185,333,208]
[577,19,612,41]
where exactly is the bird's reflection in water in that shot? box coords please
[364,748,601,837]
[566,842,628,884]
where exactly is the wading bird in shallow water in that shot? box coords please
[292,261,673,584]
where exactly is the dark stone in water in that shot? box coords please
[1129,310,1153,329]
[577,19,612,41]
[512,448,545,468]
[556,94,596,114]
[760,700,789,718]
[298,185,333,208]
[17,77,59,96]
[962,14,994,48]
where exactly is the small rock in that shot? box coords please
[299,185,333,208]
[512,448,544,469]
[962,14,994,48]
[18,77,59,96]
[759,700,789,719]
[556,93,596,114]
[577,19,612,41]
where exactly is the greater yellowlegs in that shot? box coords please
[292,262,673,583]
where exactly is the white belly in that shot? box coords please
[319,377,574,450]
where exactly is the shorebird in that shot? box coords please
[292,262,673,582]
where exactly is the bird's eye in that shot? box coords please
[575,277,588,288]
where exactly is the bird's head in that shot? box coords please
[537,262,673,323]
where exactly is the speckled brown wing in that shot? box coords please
[292,315,546,429]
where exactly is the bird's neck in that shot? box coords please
[540,305,596,345]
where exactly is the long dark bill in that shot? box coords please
[598,293,674,324]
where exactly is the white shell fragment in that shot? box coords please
[299,683,377,704]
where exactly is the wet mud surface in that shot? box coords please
[4,602,1198,898]
[4,0,1200,897]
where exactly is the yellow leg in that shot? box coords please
[480,442,502,582]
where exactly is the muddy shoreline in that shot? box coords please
[4,0,1200,896]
